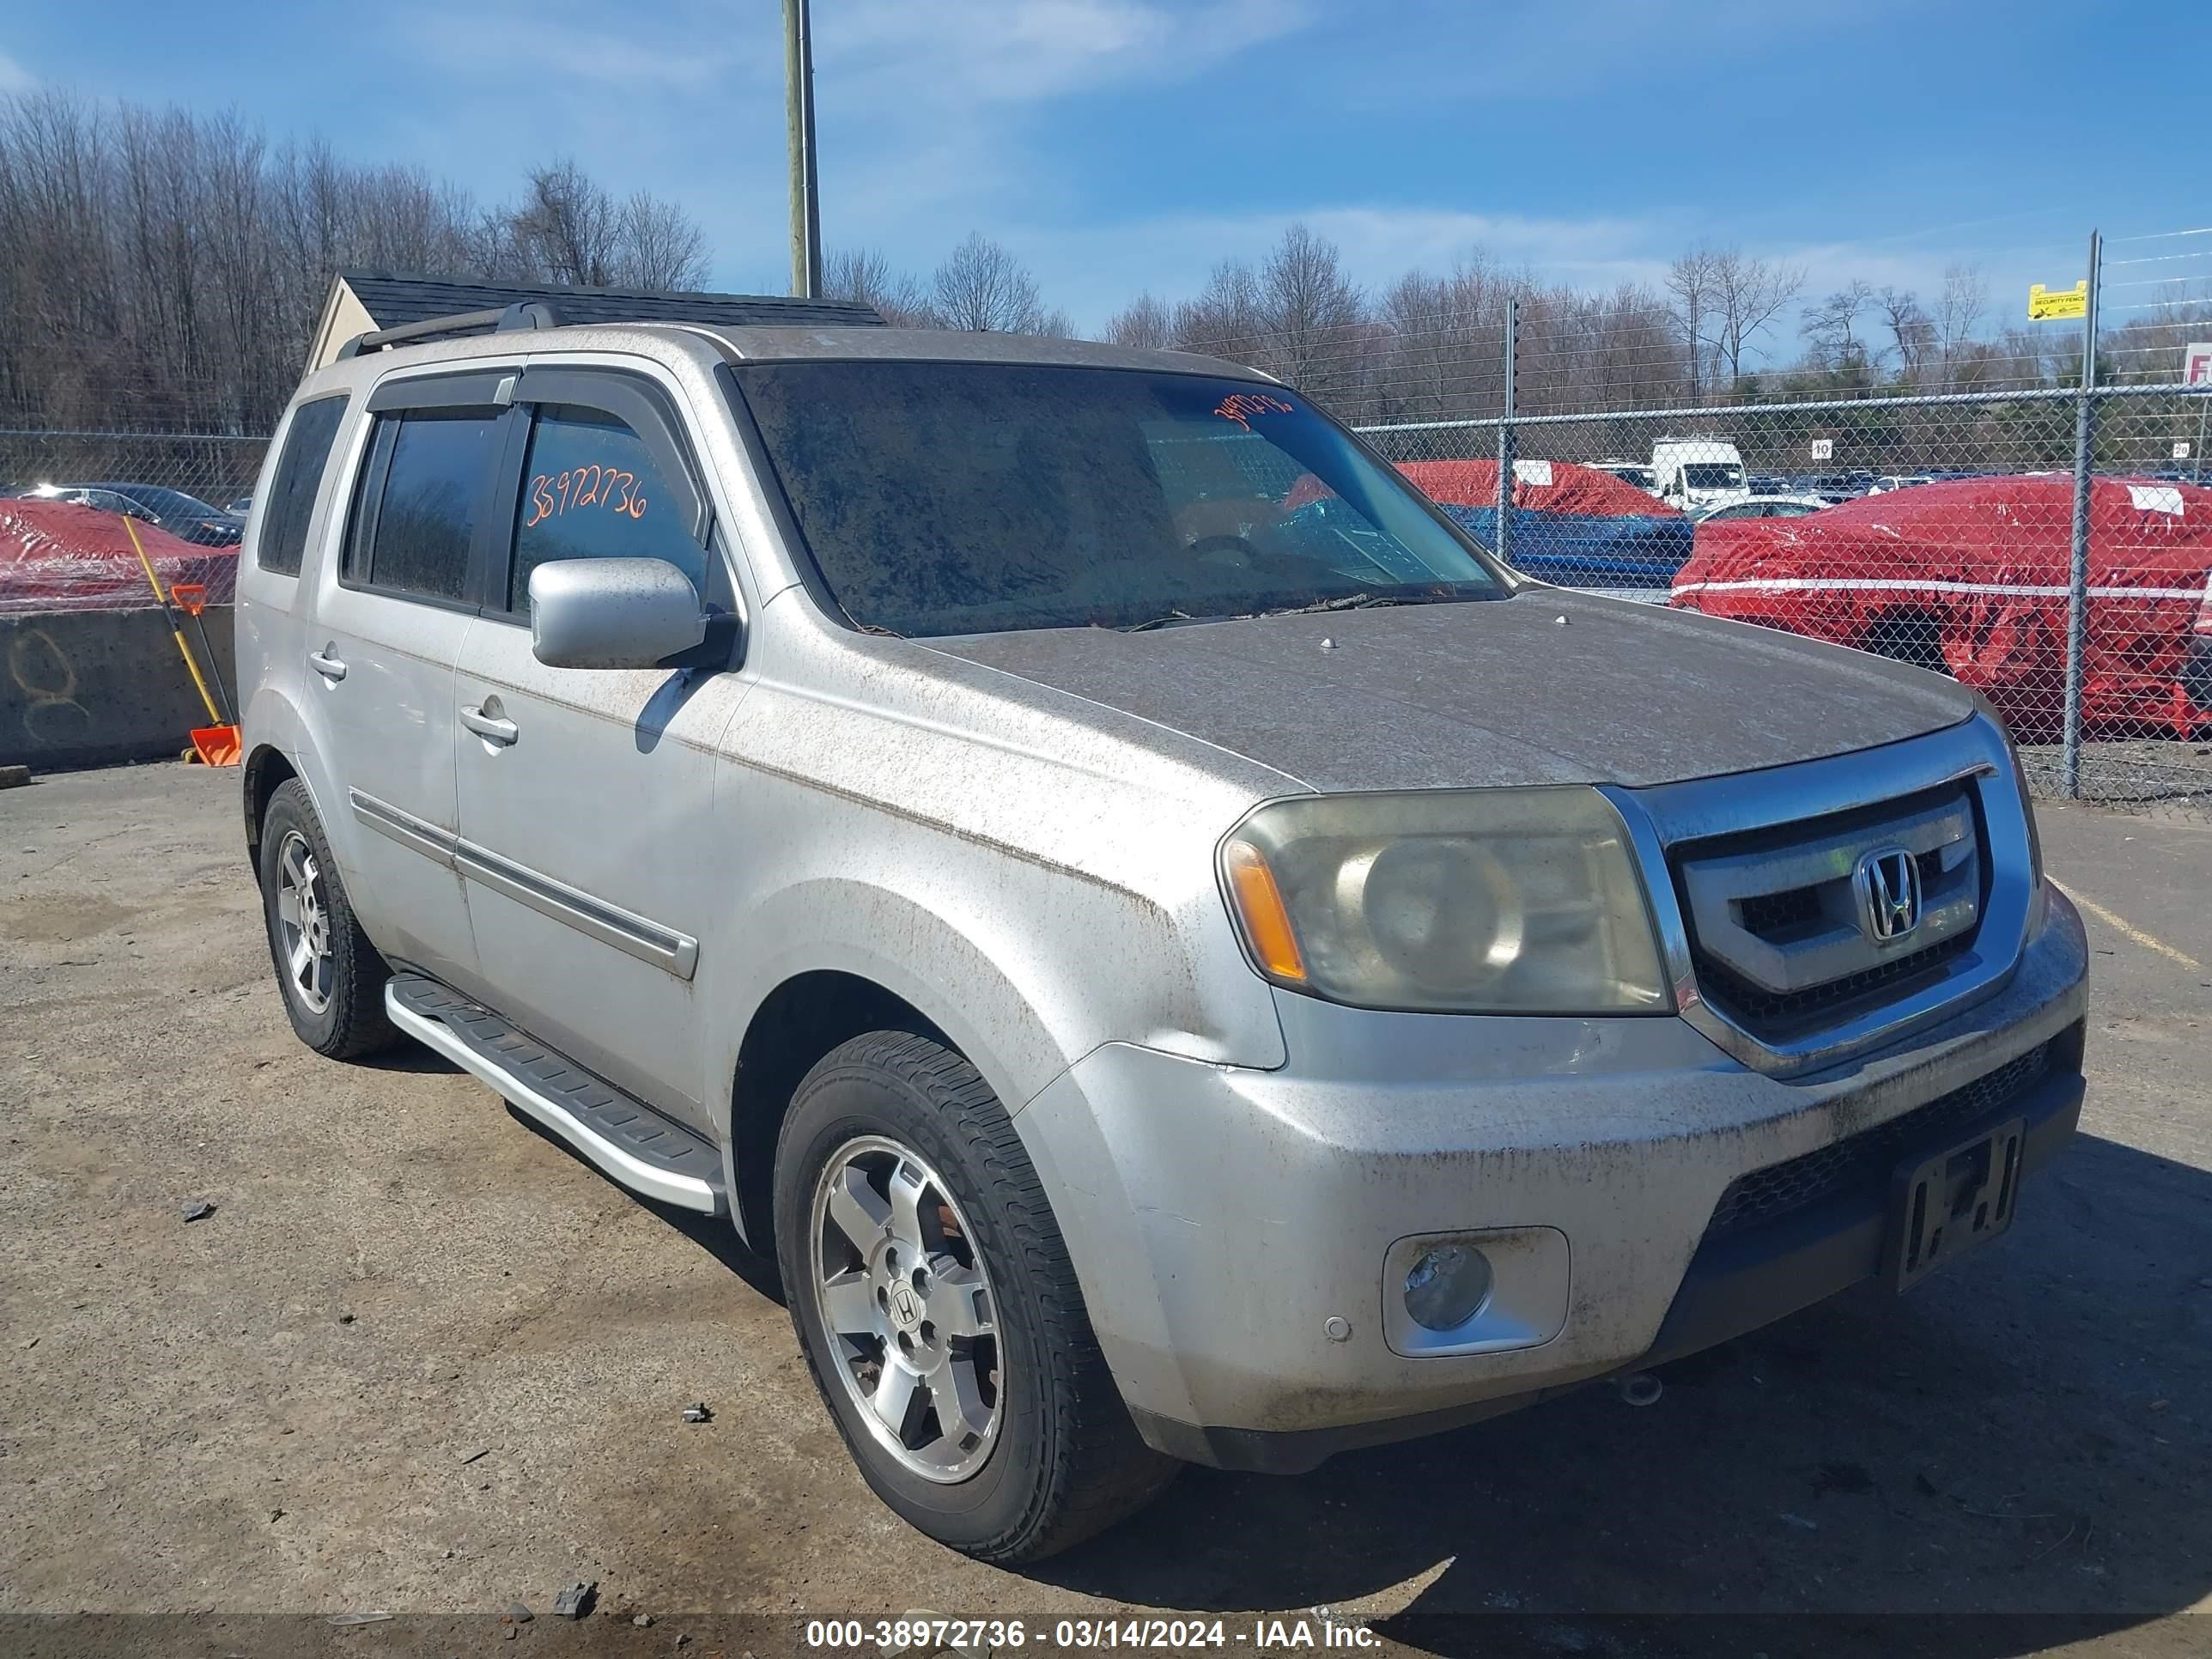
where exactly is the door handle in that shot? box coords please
[460,704,519,746]
[307,647,347,682]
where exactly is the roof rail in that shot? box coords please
[335,301,561,362]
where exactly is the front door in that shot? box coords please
[453,370,747,1128]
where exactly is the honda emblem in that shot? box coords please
[1855,846,1922,943]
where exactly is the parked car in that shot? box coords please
[1588,459,1659,495]
[1867,474,1935,495]
[26,480,244,545]
[1672,473,2212,738]
[225,495,255,515]
[1390,457,1694,589]
[1805,471,1876,505]
[239,313,2087,1563]
[1693,495,1828,523]
[0,495,234,613]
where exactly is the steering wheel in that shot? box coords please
[1187,533,1264,568]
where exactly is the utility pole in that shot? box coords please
[1496,295,1518,570]
[2060,229,2100,799]
[784,0,823,299]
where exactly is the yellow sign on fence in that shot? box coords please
[2028,280,2088,322]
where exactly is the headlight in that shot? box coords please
[1220,788,1669,1015]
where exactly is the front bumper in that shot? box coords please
[1014,889,2088,1473]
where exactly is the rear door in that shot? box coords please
[306,370,515,988]
[452,365,748,1128]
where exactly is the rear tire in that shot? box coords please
[258,778,398,1059]
[775,1030,1177,1562]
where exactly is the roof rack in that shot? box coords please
[335,301,560,362]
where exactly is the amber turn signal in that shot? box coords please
[1223,839,1308,982]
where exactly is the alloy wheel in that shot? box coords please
[808,1134,1001,1483]
[274,830,333,1015]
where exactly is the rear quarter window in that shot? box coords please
[255,394,349,575]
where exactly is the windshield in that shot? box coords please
[1681,464,1746,490]
[732,363,1505,637]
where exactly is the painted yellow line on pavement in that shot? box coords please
[2050,878,2203,971]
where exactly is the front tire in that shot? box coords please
[258,778,398,1059]
[775,1030,1176,1562]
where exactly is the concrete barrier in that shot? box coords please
[2,605,240,772]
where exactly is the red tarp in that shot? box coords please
[0,498,238,614]
[1393,458,1686,520]
[1670,475,2212,737]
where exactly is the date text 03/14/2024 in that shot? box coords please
[805,1617,1381,1650]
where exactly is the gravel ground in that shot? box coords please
[2,766,2208,1657]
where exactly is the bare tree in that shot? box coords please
[498,160,706,290]
[1933,262,1988,381]
[1802,280,1878,376]
[506,159,619,286]
[1103,291,1173,349]
[1172,258,1264,364]
[824,246,934,326]
[1664,246,1719,398]
[1706,248,1804,390]
[930,233,1065,334]
[1878,286,1936,383]
[1252,222,1364,404]
[1375,258,1504,421]
[0,95,715,437]
[614,191,708,291]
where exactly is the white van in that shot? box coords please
[1651,438,1751,513]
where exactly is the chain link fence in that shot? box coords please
[0,428,266,612]
[0,428,265,512]
[1356,319,2212,820]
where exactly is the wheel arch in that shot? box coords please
[726,969,946,1256]
[715,875,1085,1256]
[242,743,298,873]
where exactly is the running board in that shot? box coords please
[385,974,725,1215]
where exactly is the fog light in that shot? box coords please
[1402,1243,1493,1331]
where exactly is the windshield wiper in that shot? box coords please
[1246,590,1464,619]
[1119,590,1474,632]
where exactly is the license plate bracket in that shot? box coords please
[1886,1117,2027,1292]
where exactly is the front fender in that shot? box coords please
[706,877,1102,1141]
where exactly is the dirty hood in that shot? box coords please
[921,590,1977,792]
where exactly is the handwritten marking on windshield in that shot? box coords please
[1214,392,1294,430]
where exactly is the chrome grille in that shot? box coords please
[1671,783,1984,1039]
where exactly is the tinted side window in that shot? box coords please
[257,394,348,575]
[509,404,706,610]
[354,409,502,603]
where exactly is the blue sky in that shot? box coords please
[0,1,2192,349]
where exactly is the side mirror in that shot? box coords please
[529,558,709,670]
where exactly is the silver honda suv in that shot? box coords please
[236,307,2087,1563]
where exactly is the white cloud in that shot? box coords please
[816,0,1311,105]
[0,49,36,92]
[401,2,750,92]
